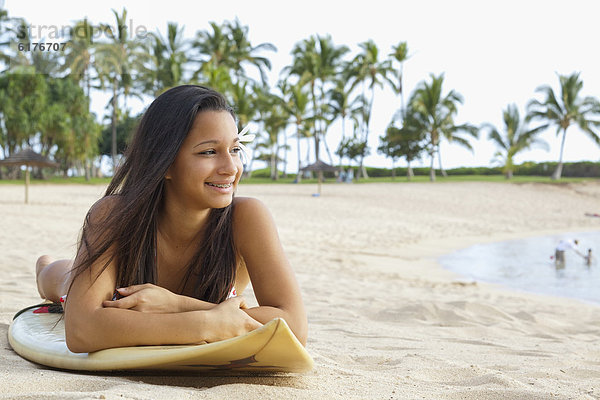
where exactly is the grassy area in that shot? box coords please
[0,176,113,185]
[353,175,594,184]
[0,174,594,185]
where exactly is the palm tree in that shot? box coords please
[30,47,62,76]
[410,73,478,181]
[99,9,147,108]
[7,19,62,77]
[143,22,188,96]
[94,42,123,171]
[379,106,426,180]
[486,104,548,179]
[279,80,312,181]
[192,21,230,79]
[313,35,349,166]
[327,79,362,173]
[229,80,257,173]
[285,35,348,167]
[248,85,276,177]
[285,37,319,160]
[0,7,10,66]
[527,72,600,179]
[226,18,276,85]
[336,129,368,180]
[387,41,410,122]
[258,94,288,180]
[0,10,21,71]
[0,70,48,158]
[95,8,147,170]
[62,18,97,180]
[346,39,392,178]
[192,19,275,90]
[230,80,256,132]
[63,18,95,98]
[43,78,99,178]
[327,80,352,143]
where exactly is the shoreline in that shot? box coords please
[2,182,600,399]
[434,226,600,307]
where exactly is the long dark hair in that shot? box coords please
[70,85,238,303]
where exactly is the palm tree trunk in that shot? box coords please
[437,149,448,178]
[339,116,346,174]
[407,161,414,181]
[358,158,368,180]
[85,65,92,99]
[429,148,436,182]
[111,77,118,173]
[270,149,276,180]
[84,159,91,181]
[399,64,405,124]
[305,145,313,179]
[323,137,335,166]
[274,148,279,181]
[282,131,288,179]
[552,128,568,180]
[319,83,335,166]
[296,124,302,183]
[82,65,92,182]
[358,88,375,180]
[504,155,514,180]
[311,81,320,162]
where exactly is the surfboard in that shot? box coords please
[8,304,313,373]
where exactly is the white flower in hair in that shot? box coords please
[238,125,255,159]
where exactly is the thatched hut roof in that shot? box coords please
[299,160,338,172]
[0,148,59,168]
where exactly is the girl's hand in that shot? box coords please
[204,296,263,342]
[102,283,182,313]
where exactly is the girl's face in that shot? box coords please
[165,110,243,211]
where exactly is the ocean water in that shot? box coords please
[439,231,600,305]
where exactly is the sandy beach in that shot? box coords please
[1,180,600,399]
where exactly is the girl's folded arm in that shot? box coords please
[101,284,217,313]
[233,197,308,346]
[63,250,206,352]
[65,307,209,353]
[64,243,258,353]
[65,272,258,353]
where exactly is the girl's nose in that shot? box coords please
[218,152,239,175]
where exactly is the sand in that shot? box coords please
[1,180,599,399]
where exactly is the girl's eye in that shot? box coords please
[197,148,241,156]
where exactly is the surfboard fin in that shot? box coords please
[13,302,63,320]
[33,304,63,314]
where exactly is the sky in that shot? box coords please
[4,0,600,171]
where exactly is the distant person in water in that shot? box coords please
[585,248,593,267]
[554,239,584,268]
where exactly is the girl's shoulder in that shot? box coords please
[231,197,277,243]
[232,196,268,221]
[87,195,121,223]
[232,195,262,208]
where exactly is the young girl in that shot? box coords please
[35,85,307,353]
